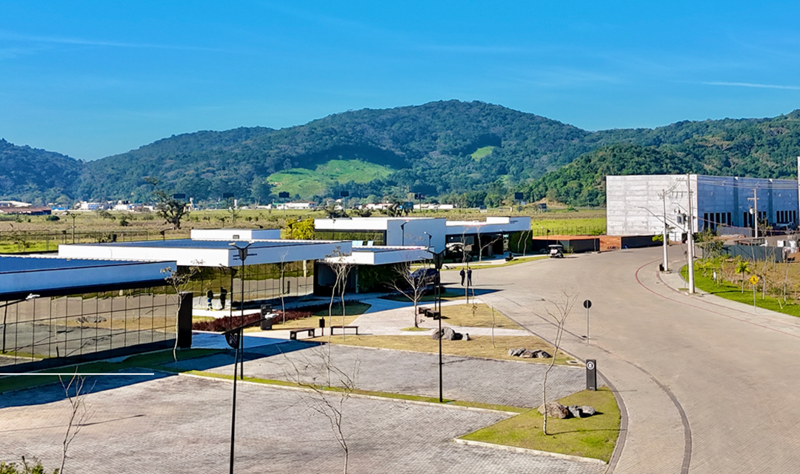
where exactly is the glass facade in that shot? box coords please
[0,286,177,369]
[182,261,316,313]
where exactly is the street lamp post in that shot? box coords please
[424,237,445,402]
[227,240,253,474]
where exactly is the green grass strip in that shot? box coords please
[681,264,800,317]
[460,387,620,462]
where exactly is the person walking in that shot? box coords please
[220,288,228,310]
[467,268,473,287]
[460,268,466,286]
[206,289,214,310]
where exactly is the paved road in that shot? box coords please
[456,247,800,473]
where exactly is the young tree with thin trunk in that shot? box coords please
[282,348,359,474]
[390,261,430,328]
[58,369,94,474]
[162,264,201,362]
[537,290,577,435]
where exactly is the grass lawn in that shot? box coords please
[460,387,620,462]
[266,302,371,330]
[0,348,222,394]
[681,265,800,317]
[309,335,577,365]
[438,303,522,329]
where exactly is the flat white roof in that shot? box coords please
[0,255,176,299]
[58,239,352,267]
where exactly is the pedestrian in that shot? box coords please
[467,268,473,287]
[460,268,466,286]
[220,288,228,310]
[206,289,214,310]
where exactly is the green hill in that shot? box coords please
[4,101,800,206]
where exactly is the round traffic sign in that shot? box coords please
[586,361,595,370]
[583,299,592,309]
[750,275,759,285]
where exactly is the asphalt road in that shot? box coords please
[453,247,800,474]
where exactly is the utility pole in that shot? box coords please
[748,187,759,240]
[658,189,669,272]
[686,174,695,294]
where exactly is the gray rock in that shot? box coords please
[464,333,470,341]
[535,350,552,358]
[431,327,463,340]
[510,348,526,357]
[580,406,596,416]
[521,350,534,358]
[507,348,516,356]
[568,405,583,418]
[537,401,569,419]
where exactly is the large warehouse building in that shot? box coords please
[607,174,799,239]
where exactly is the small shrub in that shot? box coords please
[119,217,130,227]
[192,309,314,331]
[0,457,58,474]
[45,215,60,222]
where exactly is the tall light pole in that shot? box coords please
[423,237,444,403]
[658,189,670,272]
[227,240,253,474]
[685,174,695,294]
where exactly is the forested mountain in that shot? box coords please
[0,139,82,205]
[3,101,800,207]
[527,110,800,206]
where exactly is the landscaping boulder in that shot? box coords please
[431,327,463,340]
[534,350,552,358]
[538,401,570,419]
[521,350,534,358]
[568,405,583,418]
[580,406,596,416]
[508,348,526,357]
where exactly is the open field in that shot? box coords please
[267,159,394,196]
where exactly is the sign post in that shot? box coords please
[583,299,592,343]
[586,359,597,391]
[750,275,759,313]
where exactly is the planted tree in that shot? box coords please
[145,177,189,229]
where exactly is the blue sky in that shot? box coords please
[2,1,800,160]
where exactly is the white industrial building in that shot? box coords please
[607,174,799,239]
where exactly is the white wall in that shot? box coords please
[191,229,280,240]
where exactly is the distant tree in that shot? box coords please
[145,177,189,229]
[284,218,315,240]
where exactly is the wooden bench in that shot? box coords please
[329,325,359,335]
[418,306,432,314]
[423,308,440,320]
[289,328,316,340]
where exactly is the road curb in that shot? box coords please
[453,438,607,465]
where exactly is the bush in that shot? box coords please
[119,217,130,226]
[0,458,57,474]
[192,309,314,332]
[45,215,60,222]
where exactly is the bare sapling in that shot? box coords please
[537,290,577,435]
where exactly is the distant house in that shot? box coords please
[276,202,317,210]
